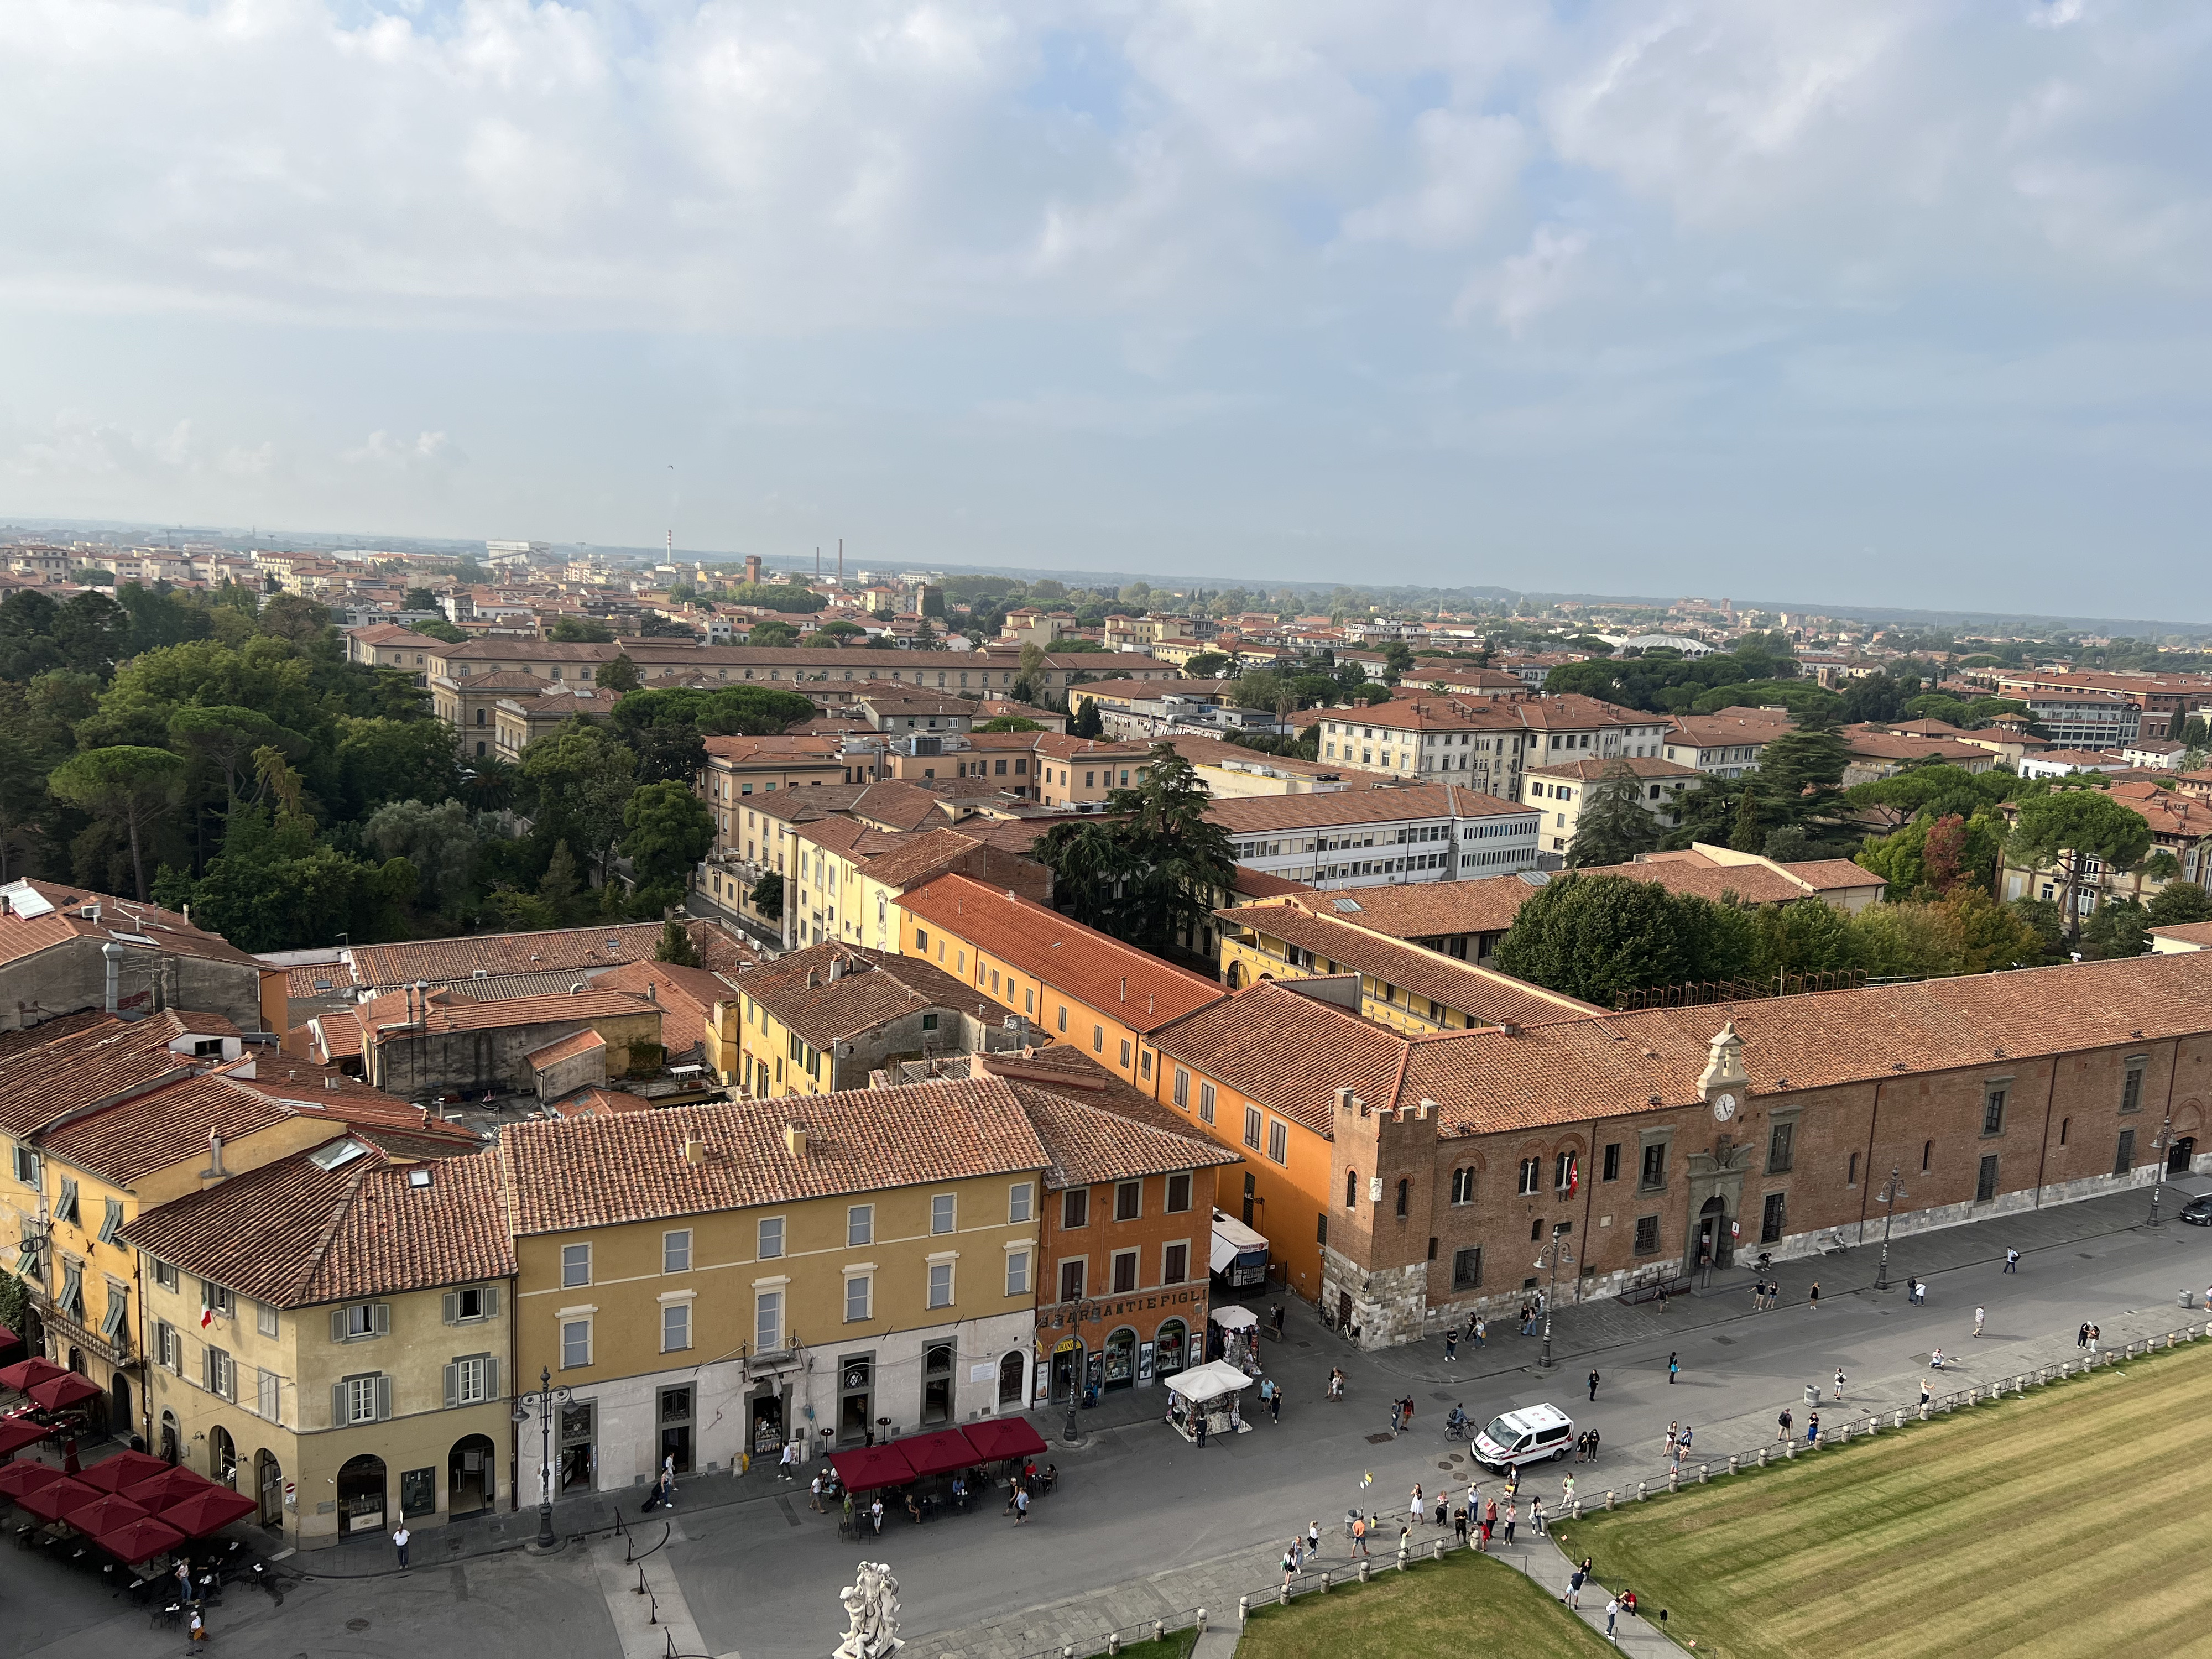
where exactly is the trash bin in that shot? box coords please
[1803,1384,1819,1408]
[2183,1290,2195,1308]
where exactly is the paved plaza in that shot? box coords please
[5,1173,2208,1659]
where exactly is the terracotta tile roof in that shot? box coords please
[451,670,558,690]
[1150,982,1414,1138]
[1287,877,1540,939]
[1571,860,1817,907]
[795,818,912,862]
[38,1075,296,1185]
[545,1087,656,1118]
[1393,951,2212,1135]
[591,960,739,1059]
[285,962,353,1001]
[702,734,846,765]
[525,1029,604,1068]
[1780,858,1887,891]
[498,1080,1051,1234]
[348,624,447,650]
[444,970,617,1001]
[1214,903,1599,1026]
[1841,732,1992,764]
[1229,867,1314,900]
[896,874,1225,1034]
[1513,695,1657,731]
[858,827,995,891]
[220,1060,484,1150]
[1157,733,1387,783]
[501,687,623,716]
[348,986,658,1040]
[977,1049,1242,1188]
[123,1140,514,1306]
[0,879,262,971]
[1522,756,1702,782]
[0,1017,192,1140]
[1318,698,1525,733]
[740,943,979,1048]
[1664,713,1795,747]
[847,780,973,832]
[2150,921,2212,948]
[1207,785,1532,835]
[343,922,676,991]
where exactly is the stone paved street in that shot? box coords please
[5,1173,2208,1659]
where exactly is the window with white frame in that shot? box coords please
[1243,1106,1262,1150]
[1198,1083,1216,1124]
[255,1302,279,1338]
[341,1372,384,1423]
[847,1205,874,1247]
[758,1217,785,1260]
[931,1194,956,1235]
[201,1280,234,1319]
[661,1302,691,1353]
[755,1291,782,1353]
[664,1230,692,1274]
[844,1274,873,1322]
[561,1243,591,1287]
[448,1354,494,1406]
[1005,1250,1030,1297]
[927,1261,954,1308]
[153,1259,179,1292]
[204,1345,236,1401]
[1008,1183,1032,1224]
[1267,1120,1288,1164]
[560,1318,592,1369]
[257,1368,280,1421]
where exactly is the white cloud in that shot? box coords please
[345,430,458,468]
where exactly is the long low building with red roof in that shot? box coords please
[1139,951,2212,1344]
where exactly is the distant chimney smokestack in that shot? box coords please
[784,1123,807,1159]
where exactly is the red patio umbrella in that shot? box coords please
[78,1450,169,1493]
[961,1417,1048,1462]
[826,1444,918,1494]
[28,1373,102,1412]
[121,1466,216,1510]
[59,1489,149,1535]
[0,1323,19,1350]
[15,1474,98,1524]
[0,1417,51,1457]
[159,1484,258,1538]
[0,1458,66,1500]
[892,1428,984,1479]
[91,1512,187,1566]
[0,1357,65,1394]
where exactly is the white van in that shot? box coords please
[1472,1403,1576,1471]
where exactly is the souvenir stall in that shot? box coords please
[1164,1360,1253,1443]
[1208,1304,1259,1375]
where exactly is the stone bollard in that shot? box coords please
[1785,1439,1796,1459]
[1358,1559,1371,1584]
[1109,1634,1121,1654]
[1638,1480,1649,1501]
[1919,1402,1930,1421]
[1154,1620,1166,1642]
[1758,1446,1769,1468]
[1606,1489,1616,1511]
[1699,1463,1709,1484]
[1866,1416,1877,1435]
[1572,1497,1583,1520]
[1319,1572,1330,1594]
[1667,1468,1678,1494]
[1729,1454,1739,1477]
[1837,1422,1850,1445]
[1895,1409,1906,1430]
[1396,1541,1408,1573]
[1196,1610,1208,1636]
[1238,1597,1249,1625]
[1432,1540,1444,1563]
[1277,1585,1289,1608]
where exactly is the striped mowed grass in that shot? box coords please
[1553,1342,2212,1659]
[1237,1550,1609,1658]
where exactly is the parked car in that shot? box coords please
[2178,1194,2212,1227]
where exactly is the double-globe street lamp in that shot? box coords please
[1874,1167,1908,1291]
[1535,1227,1573,1371]
[512,1365,576,1547]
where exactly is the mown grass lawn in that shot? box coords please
[1553,1342,2212,1659]
[1234,1549,1610,1659]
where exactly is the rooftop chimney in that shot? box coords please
[784,1123,807,1159]
[1119,976,1127,1003]
[202,1129,228,1183]
[684,1136,708,1166]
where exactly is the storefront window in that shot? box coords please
[1154,1319,1187,1376]
[1104,1327,1137,1389]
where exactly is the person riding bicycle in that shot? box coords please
[1446,1404,1469,1439]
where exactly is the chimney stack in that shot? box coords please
[783,1123,807,1159]
[684,1136,708,1166]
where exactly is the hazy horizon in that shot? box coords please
[5,2,2209,616]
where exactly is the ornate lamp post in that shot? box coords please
[2150,1112,2173,1227]
[512,1365,575,1547]
[1536,1228,1573,1371]
[1874,1167,1907,1291]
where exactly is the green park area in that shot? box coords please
[1234,1549,1606,1658]
[1553,1342,2212,1658]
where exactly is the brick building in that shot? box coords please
[1141,953,2212,1345]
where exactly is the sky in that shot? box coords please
[3,1,2210,617]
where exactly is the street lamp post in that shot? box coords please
[2150,1112,2173,1227]
[1874,1167,1907,1291]
[1536,1229,1573,1371]
[513,1365,575,1548]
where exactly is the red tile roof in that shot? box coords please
[38,1075,297,1185]
[499,1081,1051,1234]
[342,922,683,992]
[1151,982,1416,1137]
[1208,785,1531,836]
[1286,877,1537,939]
[895,874,1225,1034]
[0,880,263,971]
[0,1016,193,1140]
[975,1048,1242,1189]
[739,944,980,1048]
[591,961,740,1059]
[123,1140,514,1306]
[524,1029,604,1069]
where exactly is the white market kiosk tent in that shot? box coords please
[1165,1359,1253,1442]
[1208,1306,1258,1332]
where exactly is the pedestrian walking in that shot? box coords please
[1281,1546,1298,1589]
[1272,1303,1286,1341]
[1589,1369,1601,1402]
[779,1439,800,1481]
[1667,1352,1679,1385]
[1807,1411,1820,1446]
[1308,1519,1321,1558]
[1474,1316,1486,1348]
[871,1497,885,1535]
[1194,1414,1208,1448]
[393,1522,410,1569]
[1503,1500,1516,1545]
[1834,1368,1846,1401]
[1410,1484,1424,1529]
[1015,1487,1030,1524]
[1531,1496,1546,1536]
[1606,1597,1620,1640]
[1444,1328,1458,1363]
[2005,1248,2020,1274]
[1974,1305,1986,1337]
[1401,1396,1415,1434]
[1919,1377,1931,1408]
[1562,1473,1575,1508]
[810,1472,826,1511]
[1809,1281,1821,1310]
[1908,1275,1922,1305]
[1778,1408,1793,1442]
[1271,1382,1283,1424]
[1657,1284,1670,1314]
[175,1559,194,1606]
[1352,1515,1370,1556]
[1328,1366,1344,1400]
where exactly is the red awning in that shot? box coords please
[79,1451,170,1494]
[893,1429,982,1479]
[0,1357,66,1394]
[92,1513,187,1566]
[827,1445,917,1494]
[0,1458,66,1500]
[15,1475,99,1524]
[28,1373,102,1412]
[60,1490,149,1535]
[0,1324,19,1349]
[122,1467,218,1510]
[0,1418,50,1457]
[961,1417,1048,1463]
[159,1484,260,1538]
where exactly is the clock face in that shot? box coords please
[1712,1093,1738,1121]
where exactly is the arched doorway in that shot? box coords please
[1696,1196,1733,1272]
[1103,1327,1137,1391]
[158,1410,179,1465]
[920,1343,954,1426]
[1225,961,1244,990]
[2170,1136,2197,1175]
[448,1435,495,1518]
[109,1373,131,1447]
[1155,1319,1188,1378]
[208,1425,238,1489]
[337,1454,387,1537]
[255,1449,284,1528]
[997,1350,1025,1409]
